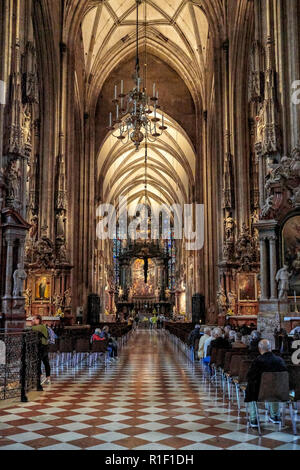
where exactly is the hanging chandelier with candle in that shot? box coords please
[107,0,167,151]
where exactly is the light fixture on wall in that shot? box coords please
[107,0,167,151]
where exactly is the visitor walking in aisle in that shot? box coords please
[32,315,51,389]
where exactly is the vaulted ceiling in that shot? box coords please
[82,0,210,103]
[97,111,196,212]
[85,1,203,216]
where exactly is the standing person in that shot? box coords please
[134,313,140,330]
[188,324,202,360]
[150,314,157,330]
[101,326,118,361]
[32,315,51,390]
[198,327,211,359]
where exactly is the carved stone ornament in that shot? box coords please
[275,265,292,300]
[52,293,63,309]
[234,223,259,270]
[224,216,235,242]
[25,236,55,268]
[56,243,68,265]
[64,288,72,308]
[261,150,300,219]
[4,160,22,211]
[227,291,237,310]
[216,285,227,312]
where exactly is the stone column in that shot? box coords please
[256,144,265,209]
[259,236,268,300]
[18,236,26,268]
[269,235,277,300]
[4,238,14,298]
[287,0,300,149]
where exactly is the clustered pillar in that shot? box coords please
[258,228,278,301]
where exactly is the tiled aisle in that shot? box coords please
[0,330,299,450]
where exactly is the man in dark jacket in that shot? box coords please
[245,339,287,427]
[188,324,202,360]
[208,327,231,356]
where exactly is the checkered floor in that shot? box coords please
[0,329,299,450]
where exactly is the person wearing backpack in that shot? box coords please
[46,325,58,345]
[32,315,51,389]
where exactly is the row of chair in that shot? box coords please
[166,329,300,436]
[48,328,132,369]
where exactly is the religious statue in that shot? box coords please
[29,215,38,241]
[227,291,237,311]
[143,256,149,284]
[56,211,66,238]
[261,195,274,218]
[64,288,72,308]
[38,277,47,300]
[224,216,235,241]
[6,160,21,203]
[22,110,32,145]
[275,265,292,300]
[24,288,32,307]
[13,264,27,297]
[216,286,227,312]
[52,293,63,310]
[292,251,300,272]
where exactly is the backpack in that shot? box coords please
[46,326,57,345]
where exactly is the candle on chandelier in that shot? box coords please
[116,104,119,120]
[109,112,112,127]
[121,80,124,94]
[153,83,156,97]
[114,85,117,100]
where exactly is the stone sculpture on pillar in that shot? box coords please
[13,264,27,297]
[227,291,237,312]
[216,286,227,313]
[275,265,292,300]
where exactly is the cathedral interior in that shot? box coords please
[0,0,300,453]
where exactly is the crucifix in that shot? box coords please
[143,256,149,284]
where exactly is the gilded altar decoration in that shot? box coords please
[282,215,300,296]
[34,275,51,302]
[237,273,257,302]
[132,258,155,297]
[55,308,64,318]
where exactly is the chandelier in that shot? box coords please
[107,0,167,151]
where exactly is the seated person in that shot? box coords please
[228,330,236,344]
[232,331,248,349]
[245,339,288,427]
[100,326,119,361]
[204,328,218,359]
[240,323,251,336]
[224,325,232,339]
[90,328,103,343]
[208,327,231,355]
[198,327,211,359]
[248,330,261,354]
[241,334,250,347]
